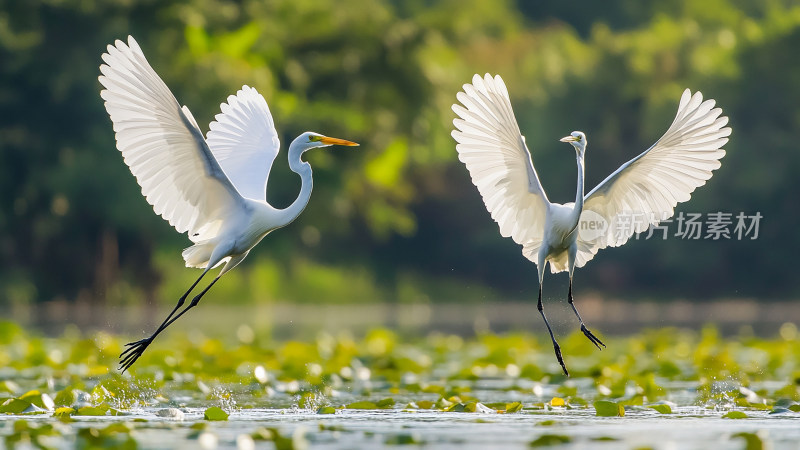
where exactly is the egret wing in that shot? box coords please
[577,89,730,266]
[99,36,243,241]
[206,86,280,201]
[452,74,550,262]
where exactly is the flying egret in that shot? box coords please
[452,74,730,375]
[99,36,358,372]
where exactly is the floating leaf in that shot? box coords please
[385,433,421,445]
[15,391,53,411]
[376,398,396,409]
[569,397,588,406]
[54,407,75,418]
[75,423,137,450]
[345,401,378,410]
[274,427,308,450]
[103,423,133,434]
[505,401,523,413]
[594,401,625,417]
[18,390,41,402]
[723,411,748,419]
[447,402,467,412]
[648,404,672,414]
[436,397,454,410]
[732,432,764,450]
[620,395,644,406]
[204,406,229,421]
[0,398,31,414]
[53,388,77,407]
[187,422,208,439]
[316,406,336,414]
[251,427,276,441]
[76,406,108,416]
[535,420,559,427]
[530,434,571,446]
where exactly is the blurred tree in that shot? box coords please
[0,0,798,310]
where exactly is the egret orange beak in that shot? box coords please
[320,136,359,147]
[560,135,579,143]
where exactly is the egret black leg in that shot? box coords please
[567,279,605,349]
[538,285,569,376]
[155,276,220,332]
[119,271,214,372]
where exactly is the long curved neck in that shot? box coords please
[570,154,585,226]
[278,142,313,228]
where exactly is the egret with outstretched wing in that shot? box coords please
[452,74,729,375]
[99,36,358,372]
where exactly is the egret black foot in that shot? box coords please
[580,324,606,350]
[119,338,152,372]
[553,342,569,377]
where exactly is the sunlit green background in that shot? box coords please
[1,0,798,329]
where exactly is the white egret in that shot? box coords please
[99,36,358,372]
[452,74,729,375]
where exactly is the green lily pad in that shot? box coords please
[345,401,378,410]
[413,400,432,409]
[53,388,77,407]
[250,427,275,441]
[723,411,748,419]
[25,392,54,411]
[530,434,571,446]
[316,406,336,414]
[204,406,229,421]
[385,433,422,445]
[54,407,75,418]
[535,420,559,427]
[594,401,625,417]
[732,432,764,450]
[506,401,523,413]
[187,422,208,439]
[0,398,31,414]
[76,406,108,416]
[376,397,396,409]
[648,404,672,414]
[447,402,468,412]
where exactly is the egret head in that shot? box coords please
[297,131,359,151]
[559,131,587,155]
[290,132,359,162]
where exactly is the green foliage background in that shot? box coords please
[1,0,798,308]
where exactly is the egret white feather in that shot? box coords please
[99,36,358,372]
[452,73,730,376]
[207,86,281,201]
[99,36,243,240]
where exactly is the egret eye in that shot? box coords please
[308,135,321,142]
